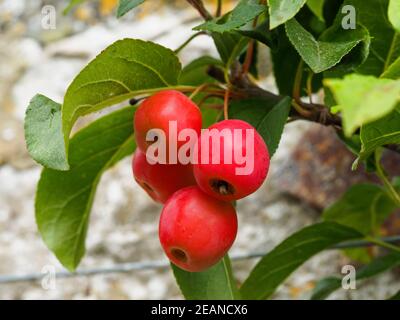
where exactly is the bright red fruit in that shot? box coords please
[132,149,196,204]
[193,119,269,202]
[134,90,202,162]
[159,186,237,272]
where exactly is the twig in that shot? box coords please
[216,0,222,17]
[174,31,206,54]
[205,64,400,156]
[224,88,230,120]
[241,0,265,75]
[375,151,400,206]
[306,71,314,104]
[293,60,304,102]
[186,0,212,20]
[189,83,210,100]
[242,40,255,75]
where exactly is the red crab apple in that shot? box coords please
[159,186,238,272]
[193,119,269,202]
[132,149,196,204]
[134,90,202,163]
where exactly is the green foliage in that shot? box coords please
[325,74,400,136]
[172,256,240,300]
[307,0,325,22]
[63,0,86,14]
[44,39,179,170]
[347,0,399,75]
[117,0,145,18]
[229,97,292,157]
[195,0,266,33]
[359,108,400,161]
[323,184,397,235]
[179,56,223,86]
[382,56,400,79]
[285,18,369,73]
[240,222,362,299]
[35,106,136,271]
[212,32,247,64]
[237,19,278,49]
[388,0,400,33]
[25,95,68,170]
[272,26,322,96]
[311,252,400,299]
[178,56,223,127]
[269,0,307,29]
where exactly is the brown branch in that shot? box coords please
[205,66,400,155]
[186,0,213,20]
[216,0,222,17]
[206,66,379,131]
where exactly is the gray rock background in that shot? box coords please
[0,0,398,300]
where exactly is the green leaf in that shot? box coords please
[347,0,400,75]
[382,56,400,79]
[240,222,362,300]
[311,252,400,299]
[323,184,397,235]
[229,96,292,157]
[212,32,246,63]
[226,37,250,68]
[36,39,179,170]
[272,26,322,95]
[117,0,145,18]
[342,247,372,264]
[307,0,325,21]
[35,106,136,271]
[194,0,266,33]
[63,0,86,15]
[178,57,223,128]
[172,255,240,300]
[237,19,279,49]
[285,18,369,73]
[269,0,307,29]
[325,74,400,136]
[178,56,223,86]
[359,109,400,161]
[389,0,400,32]
[310,277,342,300]
[24,95,68,171]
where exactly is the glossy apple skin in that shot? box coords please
[132,149,196,204]
[193,119,269,202]
[134,90,202,162]
[159,186,238,272]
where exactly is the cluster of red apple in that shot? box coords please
[132,90,270,272]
